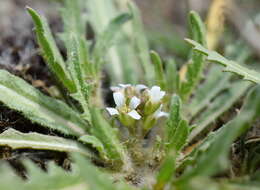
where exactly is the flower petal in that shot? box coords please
[129,96,141,110]
[156,111,169,118]
[113,91,125,107]
[149,86,165,102]
[153,105,169,118]
[135,84,147,92]
[110,86,120,92]
[106,107,119,116]
[127,110,141,120]
[119,84,131,88]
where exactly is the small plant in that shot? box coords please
[0,0,260,190]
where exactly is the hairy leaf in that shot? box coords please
[180,11,206,100]
[0,154,134,190]
[151,51,167,90]
[90,109,128,169]
[166,94,182,150]
[165,58,180,93]
[188,65,230,117]
[27,7,75,93]
[154,151,176,190]
[178,85,260,182]
[0,70,86,136]
[189,81,251,140]
[0,129,91,157]
[93,13,132,72]
[170,120,189,152]
[129,1,155,85]
[185,39,260,84]
[79,135,108,160]
[67,36,91,123]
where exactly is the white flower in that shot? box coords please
[148,86,165,103]
[110,84,131,92]
[106,92,141,120]
[135,84,148,92]
[153,105,169,119]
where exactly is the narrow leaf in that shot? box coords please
[166,94,182,149]
[27,7,75,93]
[180,11,206,100]
[79,135,108,160]
[67,36,91,123]
[129,1,155,85]
[151,51,167,90]
[185,39,260,84]
[90,108,128,169]
[0,70,86,136]
[170,120,189,151]
[93,13,132,72]
[0,129,92,157]
[154,152,176,190]
[178,85,260,182]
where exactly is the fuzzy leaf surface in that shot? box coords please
[0,129,91,157]
[90,109,128,168]
[178,85,260,182]
[0,70,86,136]
[186,39,260,84]
[180,11,206,100]
[27,7,75,93]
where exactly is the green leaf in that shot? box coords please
[93,13,132,72]
[180,11,206,101]
[189,81,251,140]
[129,1,155,85]
[154,151,176,190]
[166,94,182,149]
[0,129,92,157]
[26,7,75,93]
[178,85,260,182]
[90,108,129,169]
[170,120,189,152]
[151,51,167,90]
[0,154,134,190]
[188,65,230,117]
[185,39,260,84]
[67,36,91,123]
[60,0,91,77]
[0,70,86,136]
[165,58,180,93]
[79,135,108,160]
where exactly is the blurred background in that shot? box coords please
[1,0,260,65]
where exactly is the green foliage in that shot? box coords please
[150,51,167,90]
[0,154,134,190]
[0,70,86,136]
[0,1,260,190]
[180,11,207,101]
[178,85,260,183]
[186,39,260,84]
[90,108,128,168]
[27,7,76,93]
[0,129,92,157]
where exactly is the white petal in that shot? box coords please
[153,105,169,118]
[106,107,119,116]
[129,96,141,109]
[156,111,169,118]
[149,86,165,102]
[135,84,147,92]
[110,86,120,92]
[113,91,125,107]
[127,110,141,120]
[119,84,131,88]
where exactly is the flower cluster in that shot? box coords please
[106,84,168,132]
